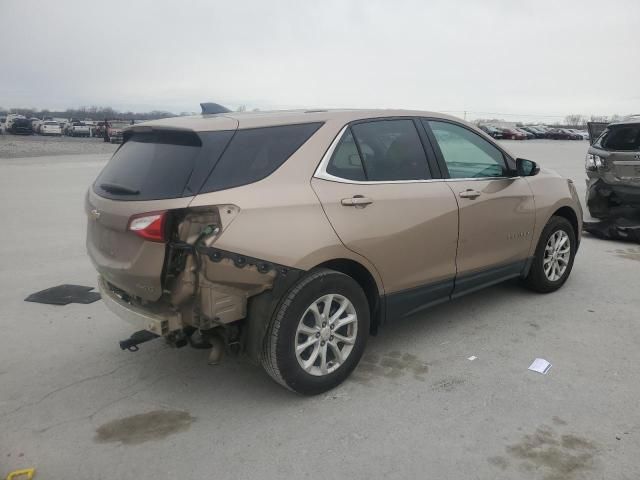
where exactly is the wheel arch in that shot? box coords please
[550,205,580,247]
[313,258,384,335]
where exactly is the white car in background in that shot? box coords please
[66,121,91,137]
[40,120,62,136]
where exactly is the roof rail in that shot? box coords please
[200,102,231,115]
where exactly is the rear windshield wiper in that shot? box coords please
[99,182,140,195]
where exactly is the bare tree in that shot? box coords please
[564,114,585,127]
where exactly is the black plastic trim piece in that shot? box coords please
[194,245,299,278]
[451,260,527,298]
[383,259,531,323]
[385,278,454,321]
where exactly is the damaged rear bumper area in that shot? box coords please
[585,179,640,242]
[98,204,305,360]
[98,276,180,336]
[583,218,640,243]
[586,178,640,219]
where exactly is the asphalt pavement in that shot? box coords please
[1,139,639,479]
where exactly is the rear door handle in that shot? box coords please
[341,195,373,207]
[458,189,481,199]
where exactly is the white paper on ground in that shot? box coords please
[467,356,477,361]
[528,358,552,374]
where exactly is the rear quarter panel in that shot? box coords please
[189,120,386,294]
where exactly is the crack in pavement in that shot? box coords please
[0,347,168,420]
[34,374,170,434]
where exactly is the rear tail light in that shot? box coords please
[128,211,167,242]
[585,153,606,171]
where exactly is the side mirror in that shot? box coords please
[516,158,540,177]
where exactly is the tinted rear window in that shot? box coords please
[326,128,366,181]
[94,130,207,201]
[350,119,430,181]
[200,122,323,192]
[597,125,640,151]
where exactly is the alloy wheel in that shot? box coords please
[295,294,358,376]
[543,230,570,281]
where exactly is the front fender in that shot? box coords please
[526,173,583,256]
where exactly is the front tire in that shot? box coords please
[262,269,370,395]
[523,216,576,293]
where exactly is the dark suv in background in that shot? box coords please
[586,120,640,218]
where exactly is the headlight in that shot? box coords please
[585,153,606,171]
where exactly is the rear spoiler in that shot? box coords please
[200,102,231,115]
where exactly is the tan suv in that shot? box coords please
[86,109,582,394]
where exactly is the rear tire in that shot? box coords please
[262,268,369,395]
[523,216,576,293]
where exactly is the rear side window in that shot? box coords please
[330,119,429,181]
[200,122,323,192]
[597,125,640,151]
[326,129,366,181]
[94,130,206,201]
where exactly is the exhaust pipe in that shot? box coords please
[188,329,225,365]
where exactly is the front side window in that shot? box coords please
[426,120,507,179]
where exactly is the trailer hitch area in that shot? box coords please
[119,330,160,352]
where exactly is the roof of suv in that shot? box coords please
[132,109,458,132]
[608,118,640,127]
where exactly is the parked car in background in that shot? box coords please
[585,119,640,218]
[93,121,107,138]
[547,128,573,140]
[7,116,33,135]
[83,120,96,136]
[86,108,582,394]
[568,129,589,140]
[5,114,24,132]
[106,121,129,143]
[30,118,42,132]
[66,121,91,137]
[40,120,62,136]
[563,129,582,140]
[530,126,551,138]
[500,127,526,140]
[515,128,535,140]
[520,126,546,138]
[478,125,504,139]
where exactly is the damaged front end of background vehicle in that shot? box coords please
[584,120,640,242]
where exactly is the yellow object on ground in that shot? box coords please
[5,469,35,480]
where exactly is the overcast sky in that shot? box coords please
[1,0,639,121]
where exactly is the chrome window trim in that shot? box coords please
[313,125,517,185]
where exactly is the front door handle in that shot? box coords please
[459,189,481,199]
[341,195,373,207]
